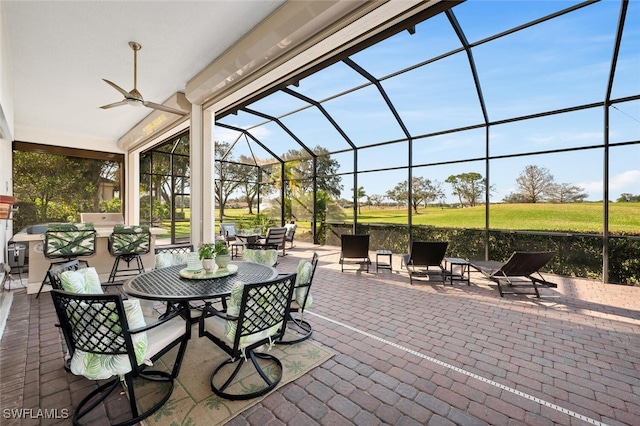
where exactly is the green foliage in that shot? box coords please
[100,198,121,213]
[198,243,215,259]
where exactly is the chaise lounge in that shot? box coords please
[469,251,557,298]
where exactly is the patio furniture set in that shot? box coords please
[339,233,557,298]
[47,234,319,424]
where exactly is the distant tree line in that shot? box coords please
[360,165,597,212]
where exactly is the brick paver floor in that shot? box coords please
[1,242,639,425]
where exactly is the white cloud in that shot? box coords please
[577,170,640,200]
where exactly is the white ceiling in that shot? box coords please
[2,0,285,149]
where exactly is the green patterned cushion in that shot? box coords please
[295,260,313,308]
[224,281,281,349]
[48,223,95,232]
[45,223,96,258]
[69,299,148,380]
[242,249,278,267]
[60,268,103,294]
[111,225,150,256]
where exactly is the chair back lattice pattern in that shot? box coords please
[51,291,133,359]
[47,260,82,291]
[109,225,151,256]
[154,244,194,255]
[231,274,296,352]
[44,223,97,260]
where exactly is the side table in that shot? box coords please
[444,257,470,285]
[376,250,393,273]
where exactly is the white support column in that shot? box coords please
[190,104,216,248]
[125,151,140,225]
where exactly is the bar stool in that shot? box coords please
[108,225,151,282]
[37,223,97,298]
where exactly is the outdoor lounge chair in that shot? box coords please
[469,251,557,298]
[340,234,371,272]
[256,226,288,256]
[402,241,448,285]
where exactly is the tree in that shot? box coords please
[281,146,343,198]
[510,165,555,203]
[368,194,385,207]
[13,151,118,223]
[352,186,366,214]
[445,172,486,207]
[547,183,588,203]
[617,193,640,202]
[236,156,260,214]
[214,142,245,221]
[386,177,443,214]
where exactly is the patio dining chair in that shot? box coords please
[220,222,245,259]
[37,223,97,298]
[198,273,296,400]
[107,225,151,283]
[50,289,190,425]
[256,226,288,256]
[469,251,557,298]
[278,252,318,345]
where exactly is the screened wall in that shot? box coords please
[140,132,190,244]
[148,1,639,283]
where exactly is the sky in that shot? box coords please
[214,0,639,204]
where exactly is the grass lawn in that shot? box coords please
[223,202,640,234]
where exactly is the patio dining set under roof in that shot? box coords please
[0,1,639,424]
[1,242,639,425]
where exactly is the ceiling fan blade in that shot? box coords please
[102,79,132,98]
[100,100,129,109]
[143,101,188,116]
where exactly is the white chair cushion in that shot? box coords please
[69,299,148,380]
[295,260,313,308]
[242,249,278,267]
[146,316,186,360]
[60,267,103,294]
[154,252,189,269]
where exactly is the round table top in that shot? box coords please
[123,261,277,302]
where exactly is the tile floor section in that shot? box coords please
[1,242,639,425]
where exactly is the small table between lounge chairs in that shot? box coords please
[376,250,392,273]
[444,257,470,285]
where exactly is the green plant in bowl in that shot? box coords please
[214,240,228,256]
[198,243,215,260]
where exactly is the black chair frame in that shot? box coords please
[340,234,371,272]
[403,241,448,285]
[50,290,190,426]
[278,252,319,345]
[108,228,151,283]
[199,273,296,400]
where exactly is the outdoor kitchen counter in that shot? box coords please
[11,227,166,295]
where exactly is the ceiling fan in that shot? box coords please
[100,41,187,116]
